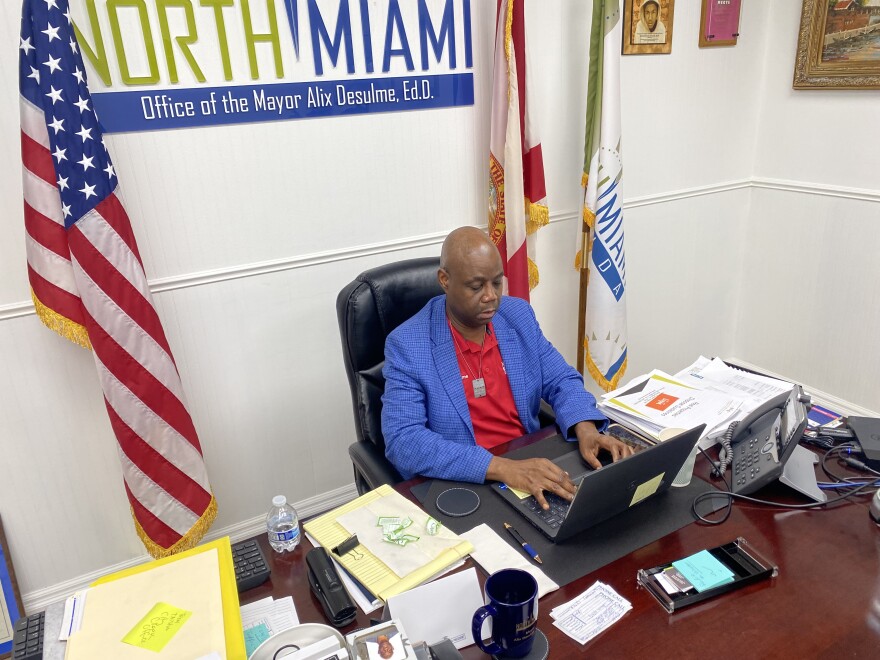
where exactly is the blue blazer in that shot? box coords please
[381,295,606,482]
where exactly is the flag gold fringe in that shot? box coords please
[527,257,540,290]
[31,290,92,349]
[504,0,515,104]
[582,172,589,188]
[525,200,549,235]
[574,206,596,270]
[583,337,627,393]
[582,205,596,230]
[135,495,218,559]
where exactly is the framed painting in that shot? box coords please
[699,0,743,47]
[623,0,676,55]
[794,0,880,89]
[0,516,24,660]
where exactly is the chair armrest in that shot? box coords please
[538,399,557,429]
[349,442,404,494]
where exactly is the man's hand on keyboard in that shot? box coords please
[576,421,635,469]
[487,456,577,510]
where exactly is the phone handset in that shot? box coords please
[714,390,792,478]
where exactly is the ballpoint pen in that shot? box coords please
[503,522,542,564]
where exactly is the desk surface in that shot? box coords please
[242,430,880,658]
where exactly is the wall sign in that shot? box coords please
[699,0,742,48]
[72,0,475,133]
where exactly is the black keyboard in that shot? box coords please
[523,492,571,529]
[12,611,44,660]
[232,539,271,592]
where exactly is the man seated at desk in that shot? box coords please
[381,226,633,508]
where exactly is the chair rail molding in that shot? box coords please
[5,176,877,324]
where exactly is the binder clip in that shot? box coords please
[332,534,359,556]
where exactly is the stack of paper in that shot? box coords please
[673,356,792,417]
[599,369,744,442]
[600,357,797,446]
[550,582,632,645]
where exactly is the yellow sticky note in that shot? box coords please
[630,473,665,506]
[508,486,531,499]
[122,602,192,652]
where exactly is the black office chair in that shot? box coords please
[336,257,444,495]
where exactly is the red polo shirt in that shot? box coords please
[449,322,526,448]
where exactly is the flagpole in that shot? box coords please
[576,226,590,374]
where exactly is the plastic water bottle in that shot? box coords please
[266,495,300,552]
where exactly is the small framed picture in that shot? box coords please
[623,0,676,55]
[345,620,415,660]
[1,516,25,660]
[699,0,742,48]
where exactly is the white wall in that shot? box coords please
[735,1,880,412]
[2,0,876,611]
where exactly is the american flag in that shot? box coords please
[488,0,548,301]
[19,0,216,557]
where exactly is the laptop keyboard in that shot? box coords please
[523,492,571,529]
[518,440,651,531]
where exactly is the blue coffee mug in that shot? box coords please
[471,568,538,657]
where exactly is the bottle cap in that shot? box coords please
[272,495,287,507]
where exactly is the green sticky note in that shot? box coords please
[244,622,271,657]
[672,550,735,593]
[122,602,192,652]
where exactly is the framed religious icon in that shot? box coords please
[0,516,24,660]
[623,0,676,55]
[699,0,743,47]
[794,0,880,89]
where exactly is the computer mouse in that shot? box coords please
[870,489,880,524]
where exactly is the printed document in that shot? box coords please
[673,356,791,415]
[600,370,743,440]
[550,581,632,645]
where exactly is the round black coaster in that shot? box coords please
[491,629,549,660]
[435,487,480,517]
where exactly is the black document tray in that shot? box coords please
[637,537,777,613]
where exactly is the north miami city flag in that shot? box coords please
[19,0,216,557]
[577,0,628,391]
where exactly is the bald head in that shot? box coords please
[439,227,504,339]
[440,226,500,275]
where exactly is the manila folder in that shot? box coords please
[65,548,225,659]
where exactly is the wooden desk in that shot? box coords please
[242,431,880,658]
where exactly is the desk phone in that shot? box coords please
[720,386,810,495]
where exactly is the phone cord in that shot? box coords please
[716,420,739,476]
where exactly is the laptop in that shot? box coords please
[491,424,705,542]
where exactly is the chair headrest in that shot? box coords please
[337,257,443,372]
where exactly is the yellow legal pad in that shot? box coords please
[65,537,245,659]
[303,484,473,602]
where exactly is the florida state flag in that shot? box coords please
[488,0,548,301]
